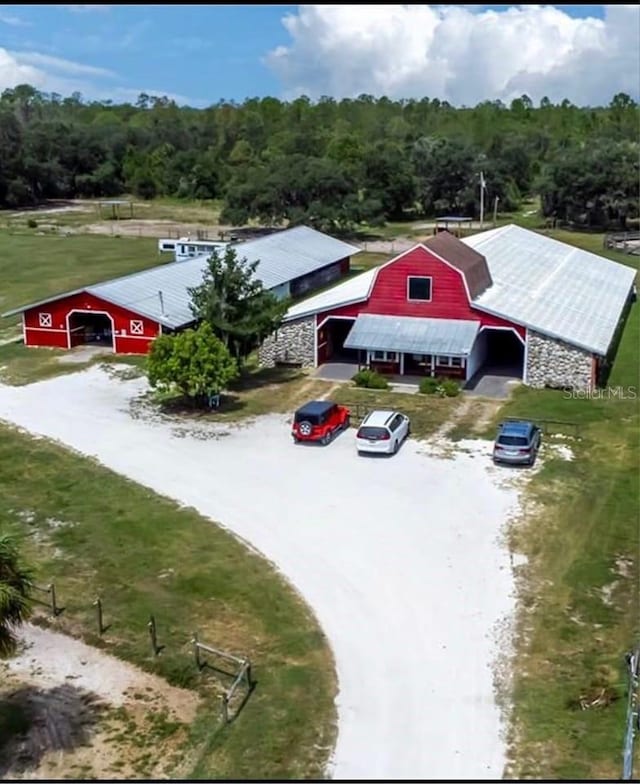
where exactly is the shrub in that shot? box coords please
[441,378,461,397]
[26,218,37,229]
[352,368,389,390]
[419,376,441,395]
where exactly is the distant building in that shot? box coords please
[4,227,360,355]
[157,237,230,261]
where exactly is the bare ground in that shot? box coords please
[0,623,200,780]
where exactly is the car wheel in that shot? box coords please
[344,415,351,430]
[393,439,399,455]
[298,420,313,437]
[321,431,331,446]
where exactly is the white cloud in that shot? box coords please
[11,51,115,78]
[0,11,29,26]
[0,47,199,105]
[266,4,640,105]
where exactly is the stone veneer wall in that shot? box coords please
[526,329,594,391]
[258,316,316,368]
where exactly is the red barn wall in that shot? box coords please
[314,248,524,339]
[362,246,524,336]
[23,291,160,354]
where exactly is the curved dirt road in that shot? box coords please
[0,368,523,779]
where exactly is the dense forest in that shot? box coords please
[0,85,638,231]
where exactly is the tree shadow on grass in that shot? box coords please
[0,683,107,776]
[228,366,305,392]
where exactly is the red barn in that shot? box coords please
[19,289,161,353]
[259,226,636,392]
[3,226,360,356]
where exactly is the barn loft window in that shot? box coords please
[39,312,52,327]
[407,276,432,302]
[130,319,144,335]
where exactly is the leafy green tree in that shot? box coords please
[537,140,639,229]
[0,534,32,657]
[188,245,289,362]
[147,322,238,404]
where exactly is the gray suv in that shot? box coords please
[493,420,541,466]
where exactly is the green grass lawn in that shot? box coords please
[470,247,639,778]
[0,423,336,779]
[0,230,160,331]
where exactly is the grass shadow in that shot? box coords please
[228,366,305,393]
[226,679,257,725]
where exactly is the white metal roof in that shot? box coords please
[3,226,361,329]
[344,314,480,356]
[463,224,636,355]
[237,226,360,290]
[285,267,377,321]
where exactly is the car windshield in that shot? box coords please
[358,426,388,439]
[497,435,529,446]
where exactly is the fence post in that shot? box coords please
[221,694,229,724]
[193,631,201,670]
[623,648,640,780]
[148,614,158,656]
[245,660,252,689]
[48,583,57,616]
[93,597,103,635]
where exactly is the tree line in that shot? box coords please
[1,85,638,230]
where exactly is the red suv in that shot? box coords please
[292,400,351,445]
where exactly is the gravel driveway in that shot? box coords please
[0,367,527,779]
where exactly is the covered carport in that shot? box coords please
[465,327,524,396]
[317,316,360,364]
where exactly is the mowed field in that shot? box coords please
[0,213,638,778]
[0,231,160,335]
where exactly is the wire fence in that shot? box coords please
[501,415,582,438]
[622,646,640,780]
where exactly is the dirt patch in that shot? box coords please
[0,624,200,779]
[56,346,113,365]
[76,219,233,240]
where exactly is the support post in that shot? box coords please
[93,597,103,635]
[193,631,201,670]
[148,614,158,656]
[221,694,229,724]
[49,583,57,616]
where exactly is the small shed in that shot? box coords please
[434,216,473,237]
[97,200,134,220]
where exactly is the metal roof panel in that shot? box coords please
[464,225,636,355]
[344,314,480,355]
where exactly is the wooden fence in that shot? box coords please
[29,583,254,722]
[191,632,254,723]
[604,232,640,256]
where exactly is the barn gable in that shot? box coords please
[22,291,161,353]
[361,243,522,335]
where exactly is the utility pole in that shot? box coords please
[479,171,486,229]
[493,195,500,227]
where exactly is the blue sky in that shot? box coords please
[1,5,636,107]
